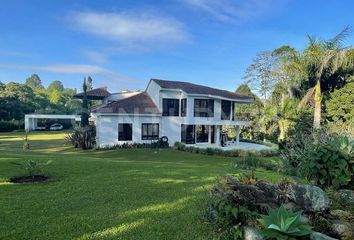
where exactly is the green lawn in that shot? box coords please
[0,131,285,240]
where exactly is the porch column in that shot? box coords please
[208,125,212,144]
[216,125,221,146]
[25,115,29,131]
[235,125,241,145]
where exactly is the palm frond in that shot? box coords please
[326,26,351,49]
[297,87,315,112]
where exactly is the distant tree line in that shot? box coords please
[0,74,82,130]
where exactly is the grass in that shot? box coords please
[0,131,286,240]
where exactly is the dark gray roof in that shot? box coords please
[74,87,110,100]
[93,92,160,114]
[151,79,253,101]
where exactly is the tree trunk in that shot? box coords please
[313,80,322,129]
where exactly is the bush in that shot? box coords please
[307,143,352,189]
[0,120,24,132]
[174,142,279,158]
[98,137,169,150]
[66,126,96,150]
[232,156,282,171]
[205,177,259,239]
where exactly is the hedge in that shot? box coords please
[173,142,279,158]
[0,120,24,132]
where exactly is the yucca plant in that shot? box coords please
[259,205,313,240]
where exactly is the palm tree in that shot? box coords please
[299,27,352,129]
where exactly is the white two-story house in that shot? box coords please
[91,79,254,148]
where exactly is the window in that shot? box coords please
[142,123,159,140]
[221,100,231,120]
[196,125,209,143]
[118,124,132,141]
[162,99,179,116]
[181,98,187,117]
[181,124,195,144]
[194,99,214,117]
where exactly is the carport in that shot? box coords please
[24,114,81,131]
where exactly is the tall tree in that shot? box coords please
[85,76,93,90]
[25,74,43,90]
[243,51,276,101]
[81,79,89,127]
[47,80,64,92]
[300,27,352,129]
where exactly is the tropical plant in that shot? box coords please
[81,78,89,127]
[259,205,313,240]
[66,125,96,150]
[11,160,52,178]
[298,26,353,129]
[307,141,352,189]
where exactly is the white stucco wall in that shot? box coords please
[96,114,162,147]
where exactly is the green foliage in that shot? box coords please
[0,120,24,132]
[259,205,313,240]
[10,160,52,177]
[65,126,96,150]
[47,80,64,92]
[326,82,354,123]
[174,142,279,158]
[99,137,169,150]
[81,78,89,127]
[233,156,282,171]
[206,181,259,239]
[307,140,353,189]
[25,74,43,90]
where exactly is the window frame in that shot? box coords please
[162,98,180,116]
[196,125,209,143]
[118,123,133,141]
[194,99,214,117]
[221,100,231,120]
[181,124,195,144]
[181,98,187,117]
[141,123,159,140]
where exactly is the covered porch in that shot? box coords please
[181,124,243,146]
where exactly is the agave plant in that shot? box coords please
[259,205,313,240]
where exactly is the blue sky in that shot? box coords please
[0,0,353,92]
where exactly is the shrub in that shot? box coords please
[259,205,313,239]
[233,156,282,171]
[206,178,259,239]
[98,137,169,150]
[10,160,52,178]
[174,142,279,158]
[307,143,352,189]
[66,125,96,150]
[0,120,24,132]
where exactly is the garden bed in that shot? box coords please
[10,175,49,183]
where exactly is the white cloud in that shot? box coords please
[181,0,279,23]
[70,11,188,45]
[0,63,138,84]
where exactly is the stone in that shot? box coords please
[293,184,330,211]
[331,221,353,238]
[310,232,338,240]
[338,189,354,211]
[243,226,264,240]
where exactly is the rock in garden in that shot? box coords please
[293,185,330,211]
[331,221,353,238]
[310,232,338,240]
[243,226,264,240]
